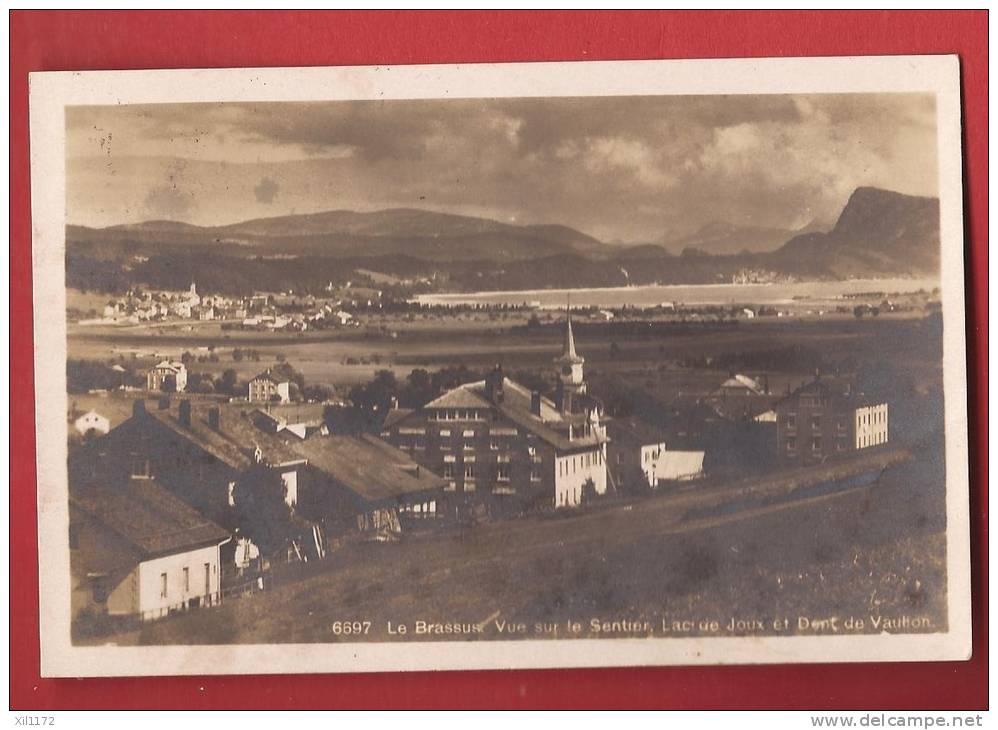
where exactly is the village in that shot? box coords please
[67,299,899,635]
[74,281,364,331]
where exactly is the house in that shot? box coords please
[73,409,110,437]
[70,479,229,621]
[70,399,307,530]
[381,313,608,514]
[775,376,889,466]
[147,360,188,393]
[606,416,706,490]
[605,416,667,493]
[248,370,291,403]
[291,433,449,537]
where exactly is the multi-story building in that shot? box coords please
[775,377,889,466]
[381,314,608,514]
[146,360,187,392]
[248,370,291,403]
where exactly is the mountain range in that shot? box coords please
[66,187,940,292]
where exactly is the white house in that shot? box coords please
[70,480,230,621]
[73,410,110,437]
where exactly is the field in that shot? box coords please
[98,445,946,646]
[68,312,944,397]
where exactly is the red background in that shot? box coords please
[9,10,988,710]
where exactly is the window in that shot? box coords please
[463,429,475,438]
[811,437,822,452]
[785,414,796,430]
[527,446,537,457]
[160,572,168,599]
[617,452,624,464]
[786,437,797,452]
[811,415,821,431]
[497,462,511,482]
[837,419,847,432]
[443,463,454,479]
[530,467,542,482]
[464,463,476,479]
[837,437,847,451]
[183,567,190,593]
[439,429,451,437]
[204,563,211,595]
[490,439,500,451]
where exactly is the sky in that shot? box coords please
[66,93,938,243]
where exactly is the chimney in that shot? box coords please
[178,400,192,428]
[132,399,146,418]
[208,406,221,430]
[485,363,504,403]
[158,396,170,410]
[531,391,542,417]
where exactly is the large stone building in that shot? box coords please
[775,377,889,466]
[381,314,608,515]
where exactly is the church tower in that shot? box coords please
[555,306,586,414]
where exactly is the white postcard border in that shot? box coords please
[28,55,972,677]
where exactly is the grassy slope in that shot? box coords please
[123,448,945,646]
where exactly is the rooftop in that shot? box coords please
[139,401,306,470]
[291,433,447,503]
[422,377,602,452]
[71,480,229,558]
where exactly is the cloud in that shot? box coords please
[142,184,195,220]
[254,177,280,204]
[66,93,939,241]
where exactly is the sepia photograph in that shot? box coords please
[29,56,971,676]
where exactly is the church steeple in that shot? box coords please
[562,310,582,363]
[555,299,586,414]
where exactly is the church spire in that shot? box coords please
[560,296,583,364]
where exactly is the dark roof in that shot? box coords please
[778,376,885,409]
[426,377,603,452]
[291,433,447,503]
[704,392,779,421]
[142,402,306,470]
[605,416,666,446]
[382,408,414,429]
[71,480,229,557]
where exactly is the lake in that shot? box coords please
[413,278,940,309]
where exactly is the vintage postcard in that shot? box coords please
[29,56,971,677]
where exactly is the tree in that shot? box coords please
[231,467,299,557]
[303,384,333,402]
[218,368,239,396]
